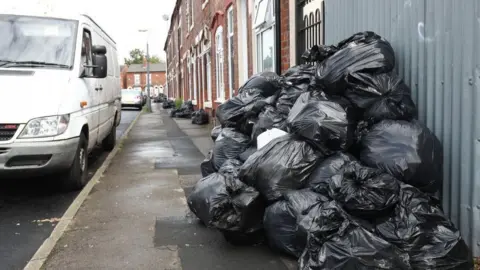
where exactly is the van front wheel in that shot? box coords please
[59,134,88,191]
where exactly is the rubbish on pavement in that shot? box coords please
[286,91,355,154]
[200,150,216,177]
[212,128,250,170]
[263,189,328,258]
[345,71,417,124]
[256,128,288,150]
[314,31,396,95]
[162,100,175,109]
[359,119,443,193]
[191,109,209,125]
[210,126,222,142]
[239,135,318,203]
[376,184,473,269]
[185,31,471,270]
[170,100,194,118]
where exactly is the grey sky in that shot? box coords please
[1,0,176,64]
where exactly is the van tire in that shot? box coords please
[59,134,88,191]
[102,122,116,151]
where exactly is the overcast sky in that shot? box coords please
[1,0,176,64]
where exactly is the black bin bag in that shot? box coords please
[238,71,281,97]
[345,71,417,124]
[315,31,396,95]
[286,92,355,154]
[200,150,216,177]
[216,90,264,125]
[263,189,329,258]
[376,184,473,269]
[210,126,222,142]
[239,135,319,203]
[360,120,443,193]
[298,200,411,270]
[238,146,257,163]
[251,105,287,141]
[187,170,265,235]
[192,109,209,125]
[213,128,250,170]
[307,152,356,191]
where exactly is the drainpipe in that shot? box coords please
[275,0,281,75]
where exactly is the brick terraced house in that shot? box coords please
[164,0,325,118]
[121,63,167,90]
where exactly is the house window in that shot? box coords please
[193,54,197,101]
[227,6,234,98]
[187,0,194,31]
[215,26,224,101]
[206,52,212,102]
[254,0,275,72]
[134,74,140,85]
[145,73,152,86]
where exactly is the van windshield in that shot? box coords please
[0,15,78,69]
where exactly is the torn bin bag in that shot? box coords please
[286,92,354,154]
[187,172,265,233]
[239,135,318,202]
[360,120,443,193]
[315,31,396,95]
[218,159,246,193]
[213,128,250,170]
[263,189,329,258]
[345,72,417,123]
[376,184,473,269]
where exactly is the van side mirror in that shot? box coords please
[82,45,107,78]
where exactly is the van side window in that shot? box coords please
[81,29,93,76]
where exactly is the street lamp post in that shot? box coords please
[139,29,152,113]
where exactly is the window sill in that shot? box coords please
[192,100,197,105]
[215,98,225,103]
[204,101,212,108]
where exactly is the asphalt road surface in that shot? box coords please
[0,109,140,270]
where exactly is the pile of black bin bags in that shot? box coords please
[187,31,473,269]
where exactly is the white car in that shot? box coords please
[0,12,121,191]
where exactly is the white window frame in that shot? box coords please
[134,74,140,85]
[192,53,198,104]
[202,0,209,10]
[254,0,275,73]
[215,26,225,102]
[227,6,234,98]
[187,0,194,32]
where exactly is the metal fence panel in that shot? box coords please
[324,0,480,256]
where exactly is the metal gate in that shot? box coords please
[296,0,325,63]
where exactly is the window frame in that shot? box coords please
[253,0,275,73]
[134,74,140,85]
[214,26,225,102]
[227,6,234,98]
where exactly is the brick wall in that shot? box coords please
[280,0,290,73]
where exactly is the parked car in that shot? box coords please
[121,89,144,110]
[0,13,121,191]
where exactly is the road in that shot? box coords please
[0,109,140,270]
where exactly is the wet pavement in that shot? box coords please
[0,109,140,270]
[44,103,296,270]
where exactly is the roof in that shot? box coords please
[126,63,167,73]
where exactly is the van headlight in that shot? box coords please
[19,115,70,138]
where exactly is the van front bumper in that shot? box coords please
[0,137,79,178]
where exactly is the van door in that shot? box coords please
[80,27,99,150]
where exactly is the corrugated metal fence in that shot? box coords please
[324,0,480,256]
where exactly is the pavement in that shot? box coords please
[42,103,297,270]
[0,109,140,270]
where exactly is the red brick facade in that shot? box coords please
[124,71,166,89]
[165,0,292,117]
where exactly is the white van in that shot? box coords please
[0,13,121,191]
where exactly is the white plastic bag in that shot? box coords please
[257,128,288,150]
